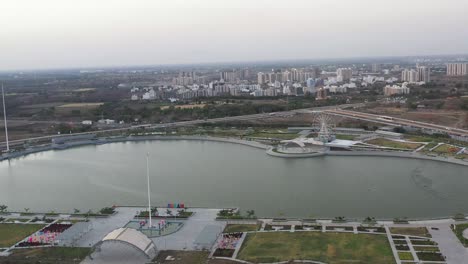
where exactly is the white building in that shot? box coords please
[336,68,352,82]
[401,69,418,83]
[384,83,410,96]
[446,63,468,76]
[81,120,93,125]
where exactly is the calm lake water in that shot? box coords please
[1,140,467,219]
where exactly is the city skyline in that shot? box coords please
[2,0,468,71]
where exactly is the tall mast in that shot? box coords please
[146,153,152,228]
[1,84,9,152]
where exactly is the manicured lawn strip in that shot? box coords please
[249,132,298,140]
[237,232,394,263]
[390,227,431,237]
[410,240,437,245]
[413,246,440,252]
[8,247,91,263]
[416,252,445,261]
[0,224,45,247]
[154,250,209,264]
[223,224,259,233]
[398,251,414,260]
[433,144,461,155]
[451,223,468,247]
[366,138,422,150]
[335,134,356,140]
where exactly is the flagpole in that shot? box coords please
[146,153,152,228]
[1,84,9,152]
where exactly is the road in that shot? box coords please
[320,108,468,137]
[0,104,361,149]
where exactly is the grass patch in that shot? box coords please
[416,252,445,261]
[154,250,209,264]
[366,138,422,150]
[451,223,468,247]
[0,224,45,247]
[7,247,90,264]
[57,102,104,108]
[390,227,431,237]
[249,132,298,140]
[335,134,356,140]
[223,224,259,233]
[4,218,29,223]
[237,231,394,263]
[432,144,461,155]
[413,246,439,252]
[410,240,437,246]
[398,251,414,260]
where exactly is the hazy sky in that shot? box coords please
[1,0,468,70]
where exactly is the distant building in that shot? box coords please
[401,69,418,83]
[446,63,468,76]
[336,68,352,82]
[316,87,327,100]
[257,72,266,84]
[417,66,430,82]
[371,63,381,73]
[384,84,410,96]
[81,120,93,125]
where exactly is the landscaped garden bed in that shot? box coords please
[213,248,235,258]
[223,224,259,233]
[357,226,386,233]
[410,240,437,245]
[237,232,395,263]
[416,252,445,261]
[390,227,431,237]
[450,223,468,247]
[264,224,291,231]
[398,251,413,261]
[325,226,354,231]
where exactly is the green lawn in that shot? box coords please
[6,247,91,264]
[366,138,422,150]
[237,232,394,263]
[335,134,356,140]
[451,223,468,247]
[433,144,461,155]
[154,250,209,264]
[223,224,259,233]
[390,227,431,237]
[248,132,298,140]
[0,224,45,247]
[398,251,414,260]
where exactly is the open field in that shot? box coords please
[390,227,431,237]
[1,247,91,264]
[432,144,461,155]
[73,88,96,92]
[153,250,209,264]
[0,224,45,247]
[366,138,422,150]
[223,224,259,233]
[451,223,468,247]
[161,104,206,110]
[248,132,298,140]
[237,232,394,263]
[57,103,104,108]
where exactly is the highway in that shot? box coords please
[321,109,468,137]
[0,104,360,149]
[2,102,467,149]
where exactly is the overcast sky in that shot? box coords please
[1,0,468,70]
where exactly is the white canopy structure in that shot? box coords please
[94,228,157,259]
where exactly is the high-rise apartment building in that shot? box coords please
[417,66,430,82]
[336,68,352,82]
[401,69,418,83]
[446,63,468,76]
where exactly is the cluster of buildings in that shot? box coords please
[401,66,430,83]
[219,68,251,83]
[446,63,468,76]
[257,68,320,84]
[172,71,207,86]
[383,83,410,96]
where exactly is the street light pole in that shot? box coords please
[146,153,152,228]
[1,84,9,152]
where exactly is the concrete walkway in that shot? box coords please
[429,224,468,264]
[384,226,402,264]
[151,208,225,250]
